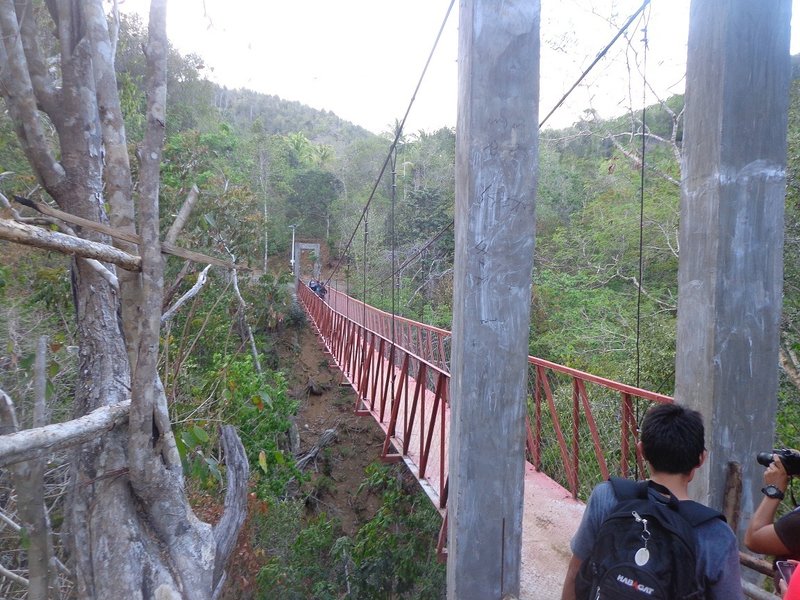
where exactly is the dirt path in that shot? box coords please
[281,323,391,535]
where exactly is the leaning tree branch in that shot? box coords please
[165,184,200,246]
[215,234,260,372]
[12,195,241,269]
[0,2,65,195]
[212,425,250,595]
[84,258,119,290]
[0,398,131,468]
[779,344,800,392]
[607,134,680,187]
[0,563,28,587]
[161,264,211,324]
[162,260,193,310]
[0,217,141,271]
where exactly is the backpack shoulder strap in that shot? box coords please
[608,476,649,501]
[677,499,726,527]
[608,477,725,526]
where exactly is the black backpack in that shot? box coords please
[575,478,725,600]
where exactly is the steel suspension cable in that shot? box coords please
[363,207,368,329]
[324,0,456,289]
[633,6,650,481]
[391,143,398,344]
[539,0,651,129]
[635,11,650,390]
[366,218,454,295]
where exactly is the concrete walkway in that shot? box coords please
[520,466,586,599]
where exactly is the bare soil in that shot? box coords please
[200,319,392,598]
[278,322,388,535]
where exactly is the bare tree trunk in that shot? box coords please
[0,337,56,599]
[0,1,249,598]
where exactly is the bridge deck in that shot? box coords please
[521,467,585,598]
[303,285,584,598]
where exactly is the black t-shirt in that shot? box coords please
[775,506,800,556]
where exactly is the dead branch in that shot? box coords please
[296,428,338,471]
[0,399,131,468]
[211,425,249,595]
[161,264,211,324]
[12,196,241,270]
[614,268,677,312]
[162,260,194,310]
[607,134,680,187]
[232,267,262,373]
[0,217,141,271]
[779,344,800,391]
[84,258,119,290]
[0,563,28,587]
[165,185,199,246]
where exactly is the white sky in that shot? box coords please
[118,0,800,135]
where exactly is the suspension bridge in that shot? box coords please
[297,281,688,599]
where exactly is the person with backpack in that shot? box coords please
[560,402,744,600]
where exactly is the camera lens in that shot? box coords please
[757,452,776,467]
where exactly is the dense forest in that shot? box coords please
[0,6,798,599]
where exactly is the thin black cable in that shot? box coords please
[635,13,649,390]
[633,7,650,481]
[391,142,398,344]
[324,0,456,289]
[367,218,454,295]
[363,207,368,329]
[539,0,651,129]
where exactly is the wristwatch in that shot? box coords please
[762,484,785,500]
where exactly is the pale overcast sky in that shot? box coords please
[118,1,800,135]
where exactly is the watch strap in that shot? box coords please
[762,485,785,500]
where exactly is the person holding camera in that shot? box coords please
[745,451,800,560]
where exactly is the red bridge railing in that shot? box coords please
[298,283,674,550]
[300,283,449,511]
[325,287,451,372]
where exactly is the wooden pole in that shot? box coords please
[676,0,791,541]
[448,1,540,598]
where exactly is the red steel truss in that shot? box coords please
[298,282,673,558]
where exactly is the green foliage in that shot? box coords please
[28,266,72,312]
[0,265,8,298]
[215,355,302,498]
[174,423,222,490]
[343,463,445,599]
[257,514,342,600]
[254,464,445,599]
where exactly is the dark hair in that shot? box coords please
[640,403,705,475]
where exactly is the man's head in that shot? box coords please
[640,403,705,475]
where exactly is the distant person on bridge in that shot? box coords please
[560,402,743,600]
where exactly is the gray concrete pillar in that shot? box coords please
[676,0,791,541]
[447,1,540,598]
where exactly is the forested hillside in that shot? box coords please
[0,5,798,599]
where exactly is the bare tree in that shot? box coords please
[0,1,247,598]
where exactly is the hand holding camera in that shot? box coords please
[756,448,800,500]
[757,449,800,476]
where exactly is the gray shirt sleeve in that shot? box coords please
[696,519,744,600]
[569,481,617,559]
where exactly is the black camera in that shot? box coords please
[757,448,800,476]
